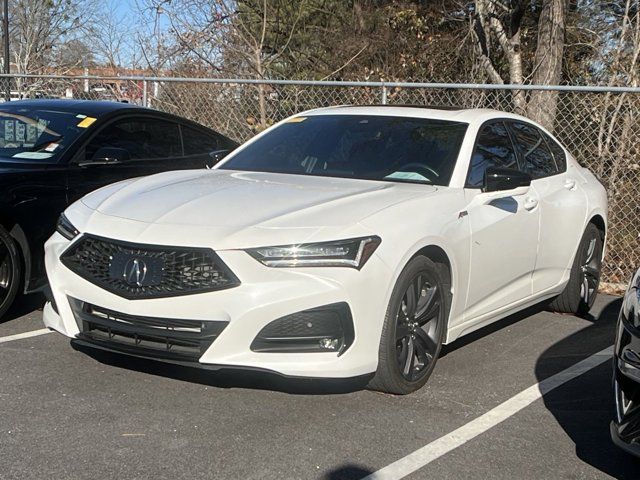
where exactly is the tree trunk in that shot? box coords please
[526,0,567,131]
[255,50,268,131]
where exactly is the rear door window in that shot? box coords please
[509,121,558,179]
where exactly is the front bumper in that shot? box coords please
[611,314,640,457]
[44,232,393,378]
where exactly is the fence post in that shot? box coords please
[381,84,388,104]
[152,81,159,108]
[83,67,89,93]
[142,80,148,107]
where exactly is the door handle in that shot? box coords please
[564,178,577,190]
[523,197,538,211]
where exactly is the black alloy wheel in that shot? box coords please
[0,225,21,319]
[580,233,601,309]
[549,223,603,316]
[369,255,449,394]
[395,274,442,381]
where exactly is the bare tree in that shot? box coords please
[6,0,96,96]
[85,0,135,68]
[9,0,86,73]
[141,0,309,129]
[471,0,568,129]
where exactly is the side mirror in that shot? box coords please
[86,147,131,165]
[206,149,230,168]
[483,167,531,192]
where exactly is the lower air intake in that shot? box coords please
[69,298,227,361]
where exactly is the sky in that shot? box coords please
[102,0,171,67]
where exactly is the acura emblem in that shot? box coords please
[123,258,147,287]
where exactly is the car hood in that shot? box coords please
[82,169,436,230]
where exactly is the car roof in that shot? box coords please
[0,99,146,116]
[300,105,532,125]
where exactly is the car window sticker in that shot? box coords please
[77,117,97,128]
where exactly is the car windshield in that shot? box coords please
[219,114,468,186]
[0,106,91,163]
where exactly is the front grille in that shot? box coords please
[70,298,227,361]
[61,235,240,299]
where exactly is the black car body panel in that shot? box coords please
[612,270,640,457]
[0,99,238,295]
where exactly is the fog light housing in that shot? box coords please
[251,303,354,355]
[319,337,340,350]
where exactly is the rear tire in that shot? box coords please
[0,225,22,320]
[549,223,603,316]
[368,255,450,395]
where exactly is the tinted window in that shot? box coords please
[466,121,518,188]
[220,115,468,186]
[85,118,181,161]
[542,132,567,172]
[0,107,90,163]
[182,126,222,156]
[510,122,558,178]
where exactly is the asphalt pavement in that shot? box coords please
[0,293,638,479]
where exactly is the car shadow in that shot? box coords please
[441,298,551,356]
[1,292,45,323]
[71,341,373,395]
[322,464,374,479]
[534,297,639,476]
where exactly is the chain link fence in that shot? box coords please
[2,73,639,290]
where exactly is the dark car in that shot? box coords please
[0,99,238,318]
[612,268,640,457]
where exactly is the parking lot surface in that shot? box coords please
[1,294,638,479]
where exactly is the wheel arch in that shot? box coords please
[383,240,458,304]
[588,214,606,237]
[586,212,607,261]
[412,245,452,284]
[0,212,31,293]
[412,244,454,326]
[384,240,458,327]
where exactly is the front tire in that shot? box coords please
[0,225,22,320]
[369,256,449,395]
[549,223,603,316]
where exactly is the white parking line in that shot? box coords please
[364,345,614,480]
[0,328,52,344]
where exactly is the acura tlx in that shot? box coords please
[43,106,607,394]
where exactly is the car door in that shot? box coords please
[462,120,540,321]
[508,121,588,294]
[66,116,201,203]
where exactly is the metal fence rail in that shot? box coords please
[1,73,638,289]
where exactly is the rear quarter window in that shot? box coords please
[541,132,567,173]
[182,125,223,156]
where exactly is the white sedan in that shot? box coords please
[43,106,607,394]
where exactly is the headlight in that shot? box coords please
[247,236,381,269]
[56,213,79,240]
